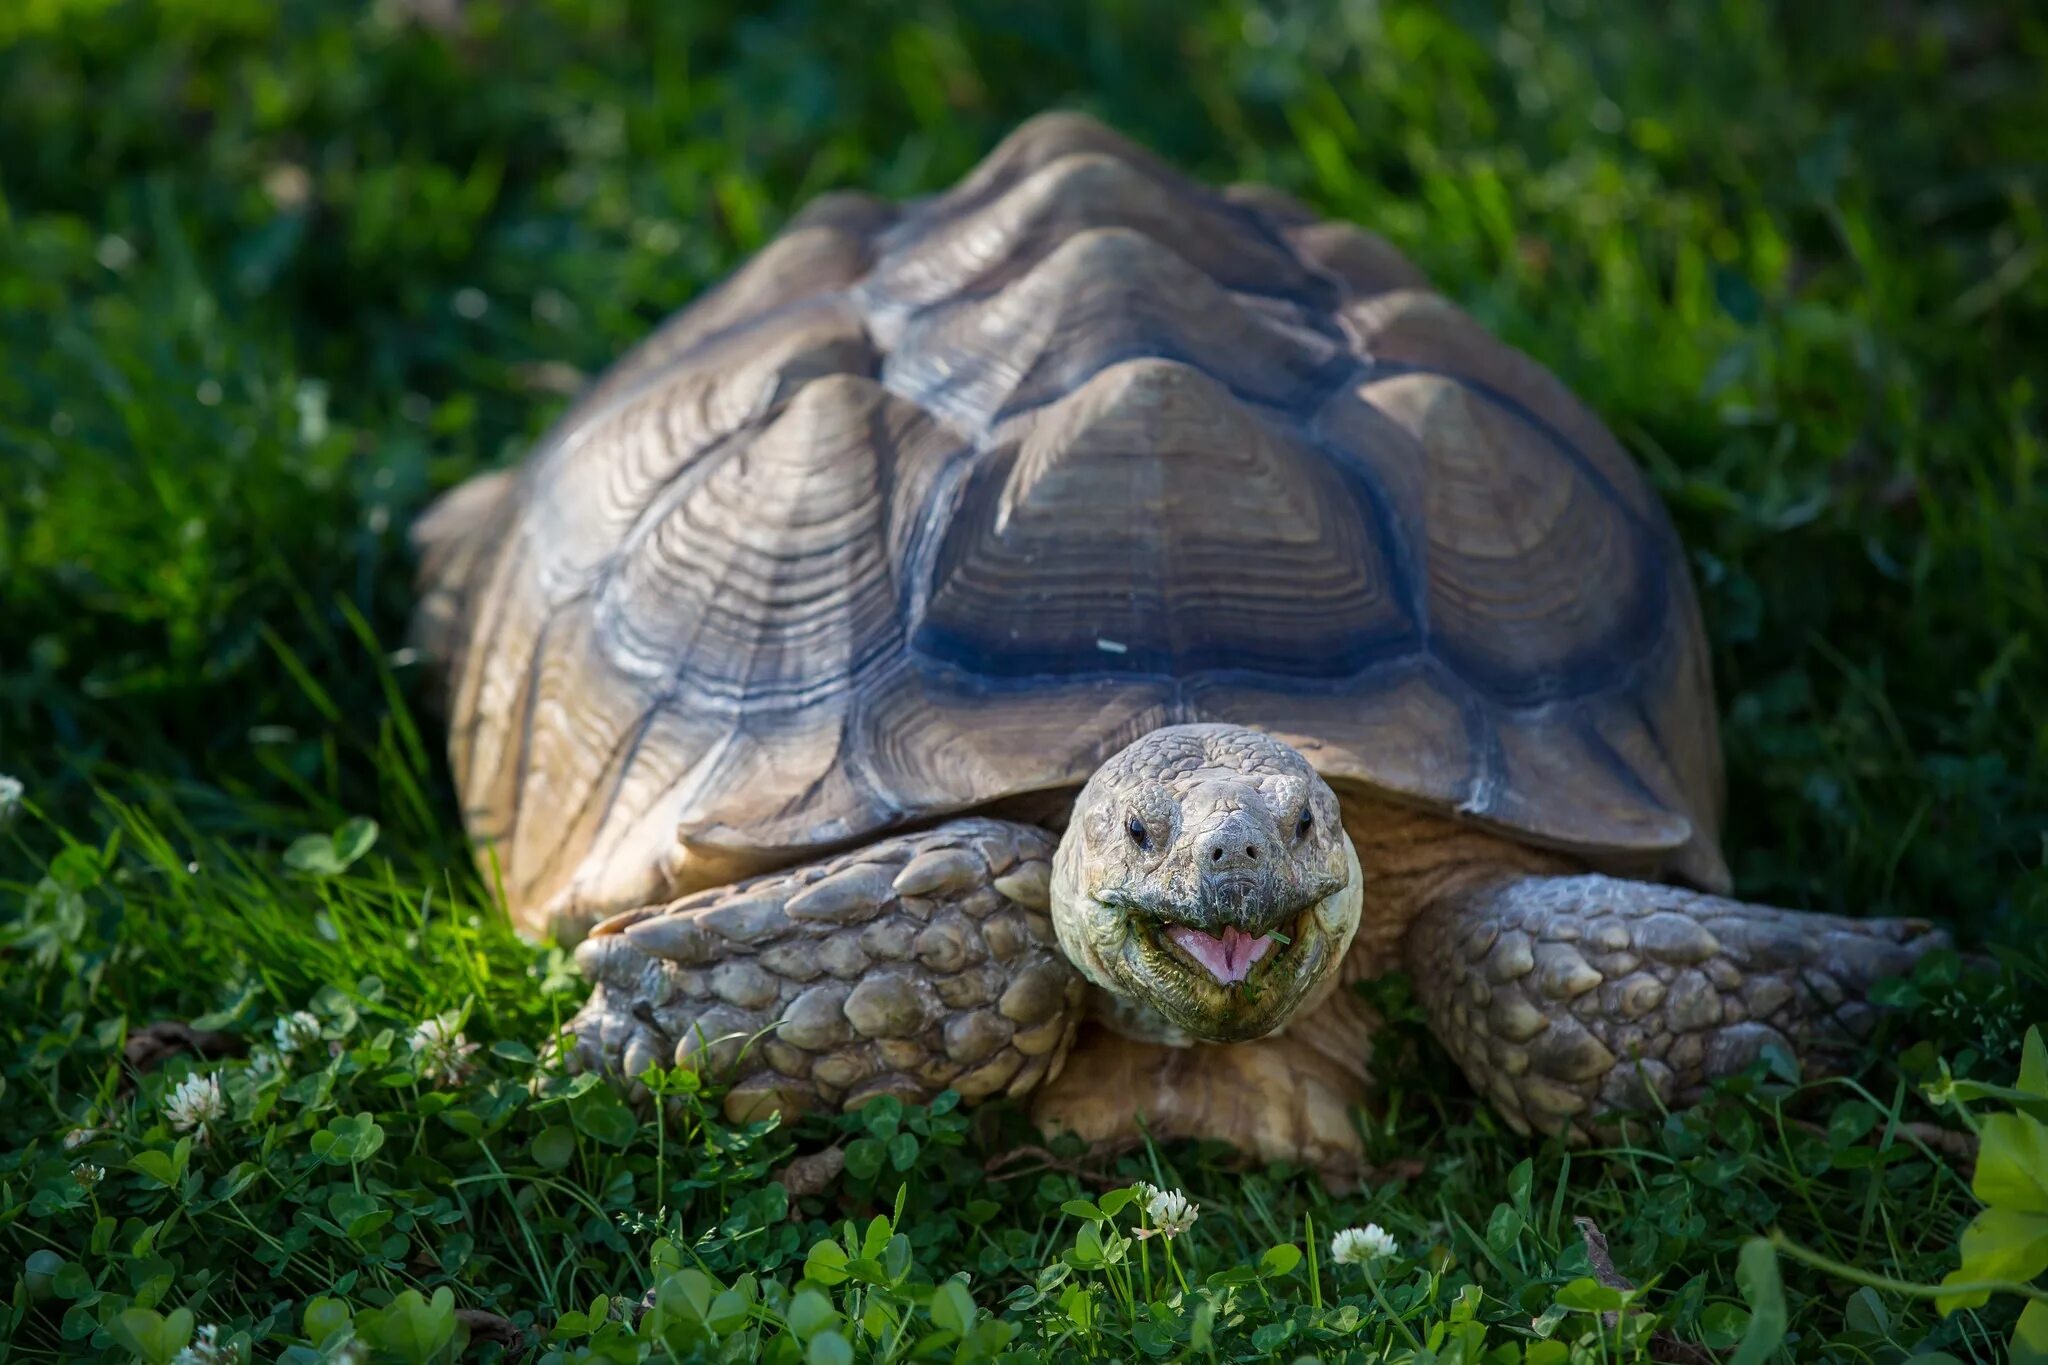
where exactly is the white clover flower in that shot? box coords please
[71,1162,105,1190]
[410,1012,480,1087]
[273,1010,322,1054]
[1136,1182,1198,1238]
[171,1323,232,1364]
[0,774,23,820]
[164,1073,226,1142]
[1330,1223,1399,1266]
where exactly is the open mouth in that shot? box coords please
[1165,923,1272,984]
[1147,908,1312,990]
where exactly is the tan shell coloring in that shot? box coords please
[414,112,1727,940]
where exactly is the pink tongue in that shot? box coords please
[1166,924,1275,986]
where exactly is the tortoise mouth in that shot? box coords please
[1116,901,1333,1042]
[1145,907,1312,989]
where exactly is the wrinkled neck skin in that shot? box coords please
[1049,724,1364,1044]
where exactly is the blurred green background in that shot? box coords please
[2,2,2046,1360]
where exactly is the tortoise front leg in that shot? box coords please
[1404,874,1946,1137]
[565,819,1088,1123]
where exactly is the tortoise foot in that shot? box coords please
[1031,1024,1369,1181]
[1405,874,1948,1137]
[563,818,1087,1123]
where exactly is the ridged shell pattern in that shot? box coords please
[417,112,1727,938]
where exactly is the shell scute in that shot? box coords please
[418,114,1726,938]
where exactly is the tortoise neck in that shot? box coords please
[1277,794,1574,1087]
[1336,793,1576,985]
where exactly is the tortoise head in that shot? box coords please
[1051,723,1362,1042]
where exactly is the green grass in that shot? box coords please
[3,0,2047,1360]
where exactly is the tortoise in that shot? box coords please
[413,112,1943,1169]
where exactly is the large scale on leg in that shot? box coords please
[415,112,1946,1167]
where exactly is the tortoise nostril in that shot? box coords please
[1204,834,1265,869]
[1201,813,1269,872]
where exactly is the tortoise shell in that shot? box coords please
[416,112,1728,939]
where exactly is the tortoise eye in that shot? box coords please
[1126,815,1150,849]
[1294,808,1314,840]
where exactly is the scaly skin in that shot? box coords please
[566,819,1088,1123]
[1405,874,1945,1137]
[564,724,1947,1164]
